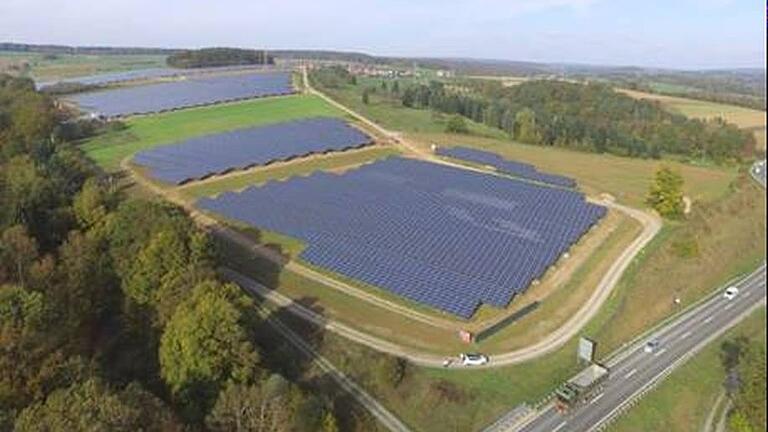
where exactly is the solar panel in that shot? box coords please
[66,71,294,117]
[436,146,576,188]
[37,65,277,89]
[133,117,373,184]
[197,157,606,318]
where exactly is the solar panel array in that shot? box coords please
[437,146,576,188]
[66,71,293,117]
[198,157,606,318]
[133,117,372,184]
[37,65,279,89]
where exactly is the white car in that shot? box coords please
[459,353,489,366]
[723,286,739,300]
[644,339,660,353]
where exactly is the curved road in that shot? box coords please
[503,159,766,432]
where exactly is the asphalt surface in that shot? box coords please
[513,160,767,432]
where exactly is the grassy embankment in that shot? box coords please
[610,307,766,432]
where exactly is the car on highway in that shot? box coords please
[644,339,660,353]
[459,353,489,366]
[723,286,739,300]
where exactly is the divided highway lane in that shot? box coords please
[518,265,766,432]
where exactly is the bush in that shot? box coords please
[445,115,469,134]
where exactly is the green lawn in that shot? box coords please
[81,94,348,171]
[610,307,766,432]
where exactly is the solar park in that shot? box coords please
[133,117,373,184]
[437,146,577,188]
[198,157,606,318]
[67,71,294,117]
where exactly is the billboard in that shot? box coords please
[577,337,596,363]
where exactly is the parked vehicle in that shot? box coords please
[459,353,489,366]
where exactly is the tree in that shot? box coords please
[729,411,755,432]
[514,108,539,144]
[373,356,408,390]
[160,281,260,420]
[13,378,180,432]
[646,166,685,219]
[445,115,469,134]
[207,375,302,432]
[733,344,766,430]
[72,178,110,229]
[321,410,339,432]
[361,88,370,105]
[0,225,39,286]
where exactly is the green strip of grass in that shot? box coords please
[81,94,347,171]
[179,146,399,198]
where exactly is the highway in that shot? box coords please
[512,160,766,432]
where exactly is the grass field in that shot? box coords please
[418,133,737,208]
[315,79,510,138]
[621,88,767,152]
[0,51,167,80]
[610,307,766,432]
[81,94,348,171]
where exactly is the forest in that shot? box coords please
[0,75,353,431]
[166,48,274,69]
[397,79,754,161]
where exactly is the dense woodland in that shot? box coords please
[399,79,754,161]
[166,48,274,69]
[0,75,352,431]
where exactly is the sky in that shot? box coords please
[1,0,765,69]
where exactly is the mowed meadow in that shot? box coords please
[81,94,349,171]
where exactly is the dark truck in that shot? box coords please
[555,363,609,413]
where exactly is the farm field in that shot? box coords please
[620,88,767,151]
[0,50,167,80]
[609,307,766,432]
[81,94,348,171]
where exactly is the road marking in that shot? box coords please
[553,421,568,432]
[680,331,692,340]
[704,316,714,324]
[654,348,668,356]
[592,393,605,404]
[724,303,734,310]
[624,368,638,379]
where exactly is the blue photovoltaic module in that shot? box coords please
[67,71,294,117]
[437,146,576,188]
[197,157,605,318]
[133,117,372,184]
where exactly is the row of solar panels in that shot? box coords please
[67,71,294,117]
[437,146,577,188]
[198,157,605,318]
[133,117,373,184]
[37,65,278,89]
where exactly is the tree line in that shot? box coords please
[166,48,274,69]
[0,74,348,431]
[398,79,753,162]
